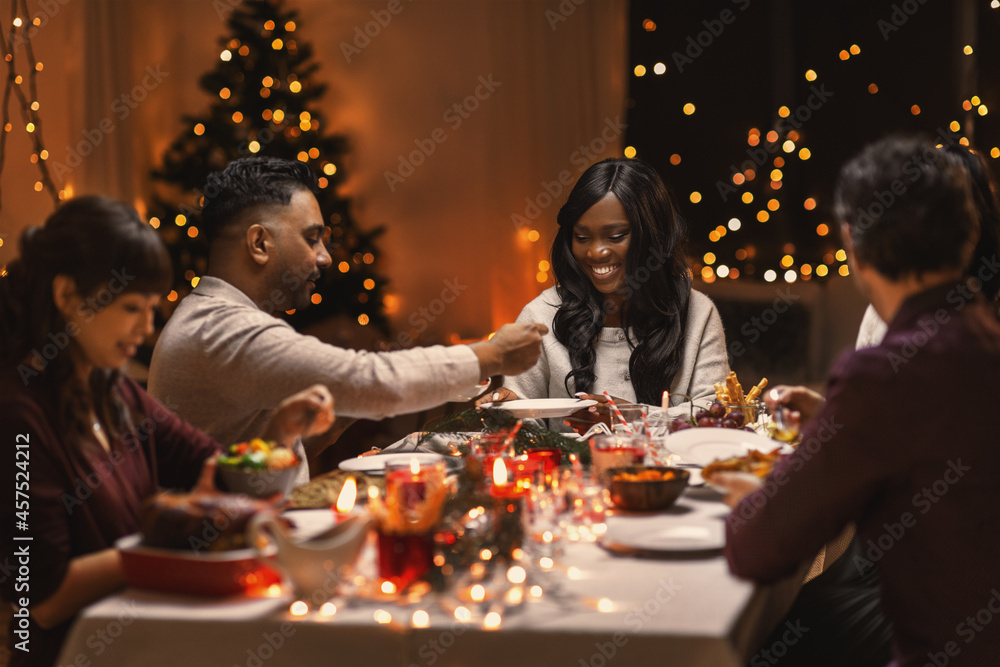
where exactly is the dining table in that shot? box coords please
[55,483,806,667]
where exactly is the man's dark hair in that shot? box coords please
[200,156,320,242]
[834,136,979,280]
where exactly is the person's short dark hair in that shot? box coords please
[200,156,320,242]
[834,136,979,280]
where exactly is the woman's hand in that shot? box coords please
[764,385,825,425]
[263,384,336,446]
[193,454,221,495]
[476,386,519,407]
[563,393,636,432]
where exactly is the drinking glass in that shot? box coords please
[589,434,646,477]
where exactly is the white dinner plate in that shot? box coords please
[665,427,789,467]
[479,398,597,418]
[338,452,446,474]
[600,513,725,553]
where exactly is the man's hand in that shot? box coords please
[263,384,336,446]
[470,322,548,380]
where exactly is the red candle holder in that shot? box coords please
[376,531,434,589]
[373,459,447,588]
[526,448,562,475]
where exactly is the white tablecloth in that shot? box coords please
[57,489,803,667]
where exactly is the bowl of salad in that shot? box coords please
[217,439,300,499]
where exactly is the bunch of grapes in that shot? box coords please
[668,401,754,433]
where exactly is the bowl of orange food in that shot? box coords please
[600,466,690,511]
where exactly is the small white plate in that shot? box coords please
[479,398,597,418]
[600,514,725,553]
[666,427,788,467]
[338,452,445,474]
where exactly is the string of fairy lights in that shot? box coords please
[0,0,60,234]
[625,7,998,285]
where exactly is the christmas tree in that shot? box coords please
[149,0,388,333]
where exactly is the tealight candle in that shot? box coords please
[333,476,357,522]
[490,458,524,498]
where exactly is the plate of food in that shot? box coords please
[478,398,597,418]
[666,427,790,467]
[701,447,787,480]
[116,534,282,597]
[120,492,287,597]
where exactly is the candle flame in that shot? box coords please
[367,484,379,500]
[492,458,508,485]
[336,477,357,512]
[410,458,420,474]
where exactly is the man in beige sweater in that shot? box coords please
[149,157,546,479]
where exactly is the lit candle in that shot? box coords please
[333,476,357,522]
[661,390,670,413]
[490,457,525,498]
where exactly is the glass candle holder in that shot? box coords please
[375,459,447,588]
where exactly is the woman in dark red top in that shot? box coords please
[0,196,334,666]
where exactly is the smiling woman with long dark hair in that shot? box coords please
[495,158,729,421]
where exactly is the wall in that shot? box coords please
[0,0,627,346]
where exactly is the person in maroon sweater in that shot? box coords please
[714,136,1000,667]
[0,196,335,667]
